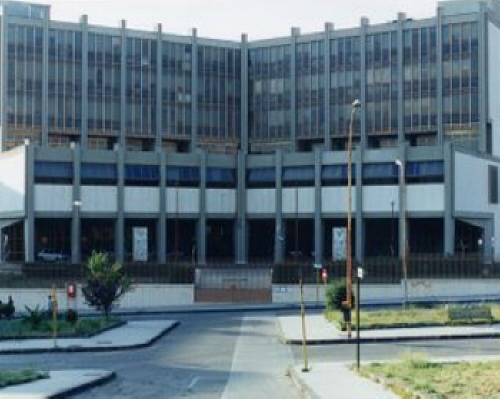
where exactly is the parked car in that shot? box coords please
[37,248,68,262]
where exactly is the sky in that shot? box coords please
[26,0,445,41]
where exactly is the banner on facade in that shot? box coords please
[332,227,347,261]
[133,227,148,262]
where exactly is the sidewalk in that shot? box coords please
[278,313,500,344]
[0,320,178,398]
[278,312,500,398]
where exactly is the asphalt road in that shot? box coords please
[2,311,500,398]
[0,312,300,399]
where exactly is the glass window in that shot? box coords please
[81,163,117,185]
[34,161,73,184]
[125,164,159,186]
[166,166,200,187]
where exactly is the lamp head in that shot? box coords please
[352,99,361,109]
[395,159,403,167]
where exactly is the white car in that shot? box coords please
[37,249,68,262]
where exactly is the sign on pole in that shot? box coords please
[133,227,148,262]
[332,227,347,261]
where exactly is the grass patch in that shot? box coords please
[360,354,500,399]
[0,369,48,388]
[0,317,123,339]
[325,304,500,329]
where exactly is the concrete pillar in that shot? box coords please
[354,147,364,262]
[324,23,333,150]
[158,151,166,263]
[41,9,49,146]
[24,143,35,263]
[290,28,299,152]
[115,147,125,263]
[119,20,127,149]
[155,23,163,151]
[71,143,81,264]
[236,150,247,263]
[436,7,444,145]
[191,29,199,151]
[314,147,323,264]
[240,34,249,154]
[360,17,368,150]
[444,142,454,255]
[274,149,284,263]
[80,15,89,149]
[198,150,206,264]
[397,13,405,143]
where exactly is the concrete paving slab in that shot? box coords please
[278,313,500,344]
[289,362,398,399]
[0,369,114,399]
[0,320,179,354]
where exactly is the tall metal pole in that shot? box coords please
[396,159,408,307]
[346,100,361,324]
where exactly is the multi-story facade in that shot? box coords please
[0,0,498,265]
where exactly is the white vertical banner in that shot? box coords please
[133,227,148,262]
[332,227,347,261]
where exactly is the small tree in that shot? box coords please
[82,251,132,319]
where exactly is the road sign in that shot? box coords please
[313,263,322,270]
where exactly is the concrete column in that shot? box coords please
[80,15,89,149]
[436,7,444,145]
[191,29,199,151]
[354,147,364,262]
[236,150,247,263]
[444,142,455,255]
[198,150,206,264]
[115,147,125,263]
[478,3,488,153]
[0,8,8,150]
[397,144,407,258]
[71,143,81,264]
[24,143,35,262]
[324,23,333,150]
[314,147,322,264]
[274,149,284,263]
[158,151,166,263]
[360,17,368,150]
[119,20,127,149]
[290,28,299,152]
[240,34,249,153]
[397,13,405,143]
[41,9,49,146]
[155,24,163,151]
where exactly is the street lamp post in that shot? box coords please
[395,159,408,307]
[346,99,361,326]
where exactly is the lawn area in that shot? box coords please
[0,370,48,388]
[360,354,500,399]
[0,317,123,339]
[325,304,500,329]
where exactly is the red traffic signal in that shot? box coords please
[67,283,76,298]
[321,269,328,282]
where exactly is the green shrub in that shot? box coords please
[22,305,44,329]
[325,280,355,311]
[65,309,78,325]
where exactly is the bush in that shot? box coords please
[65,309,78,325]
[22,305,44,329]
[325,280,355,311]
[0,297,15,318]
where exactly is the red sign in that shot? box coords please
[67,283,76,298]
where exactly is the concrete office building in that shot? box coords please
[0,0,498,266]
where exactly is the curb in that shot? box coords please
[50,370,116,399]
[283,331,500,345]
[0,321,180,355]
[287,365,320,399]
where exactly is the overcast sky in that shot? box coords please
[28,0,444,40]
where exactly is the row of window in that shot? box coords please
[34,162,236,187]
[35,160,444,188]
